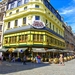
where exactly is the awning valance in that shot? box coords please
[32,48,46,53]
[63,50,69,52]
[47,49,58,52]
[0,48,8,52]
[13,48,27,52]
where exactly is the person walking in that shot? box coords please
[0,52,3,65]
[23,55,27,65]
[59,54,64,66]
[9,54,11,62]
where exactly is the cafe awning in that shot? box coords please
[0,48,8,52]
[69,51,74,53]
[32,48,46,53]
[47,49,58,52]
[13,48,27,52]
[63,50,69,52]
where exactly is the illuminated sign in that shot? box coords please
[32,20,45,29]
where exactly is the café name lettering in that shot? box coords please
[32,20,45,28]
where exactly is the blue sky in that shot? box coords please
[50,0,75,33]
[0,0,2,2]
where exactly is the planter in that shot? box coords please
[53,58,59,64]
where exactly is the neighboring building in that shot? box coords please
[0,0,7,49]
[3,0,65,58]
[63,23,75,52]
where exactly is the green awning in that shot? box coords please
[13,48,27,52]
[32,48,46,53]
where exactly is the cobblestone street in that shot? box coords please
[0,59,75,75]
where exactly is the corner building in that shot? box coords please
[3,0,65,59]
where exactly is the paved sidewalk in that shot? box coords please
[0,59,75,75]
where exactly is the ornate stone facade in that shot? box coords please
[0,0,7,48]
[63,22,75,52]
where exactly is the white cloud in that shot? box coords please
[59,0,75,32]
[60,9,74,15]
[73,0,75,2]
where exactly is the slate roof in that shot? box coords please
[4,25,32,34]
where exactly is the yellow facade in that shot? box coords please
[3,0,65,50]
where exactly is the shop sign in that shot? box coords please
[32,20,45,29]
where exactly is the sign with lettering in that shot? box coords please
[32,20,45,29]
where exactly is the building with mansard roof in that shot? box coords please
[3,0,65,59]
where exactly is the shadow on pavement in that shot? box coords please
[0,61,50,74]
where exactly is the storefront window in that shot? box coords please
[33,34,37,41]
[25,34,28,41]
[40,34,43,41]
[37,34,39,41]
[4,37,8,44]
[14,36,17,43]
[19,35,22,42]
[9,37,12,43]
[22,35,25,42]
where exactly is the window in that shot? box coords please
[40,34,43,41]
[24,6,27,10]
[50,22,51,28]
[24,0,29,4]
[0,25,2,30]
[53,25,54,30]
[5,37,8,43]
[16,9,19,13]
[14,36,17,43]
[35,16,40,20]
[17,0,22,7]
[35,5,39,8]
[23,17,26,24]
[15,20,18,26]
[1,8,5,12]
[46,20,47,24]
[56,28,58,33]
[9,12,12,15]
[37,34,39,41]
[9,37,12,43]
[25,34,28,41]
[19,35,22,42]
[33,34,37,41]
[22,35,25,42]
[33,34,43,42]
[8,22,10,28]
[10,3,14,9]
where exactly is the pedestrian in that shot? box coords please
[23,55,27,65]
[59,54,64,66]
[9,54,11,62]
[12,55,15,62]
[0,52,3,65]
